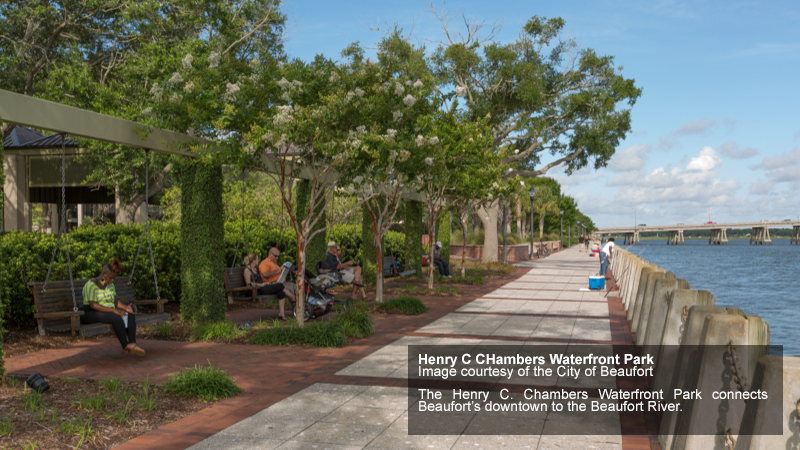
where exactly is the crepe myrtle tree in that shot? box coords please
[412,109,494,289]
[429,7,642,261]
[150,44,408,325]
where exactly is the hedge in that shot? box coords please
[0,222,405,328]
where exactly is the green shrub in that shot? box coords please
[250,320,347,348]
[163,362,242,401]
[249,324,304,346]
[377,296,428,315]
[303,321,347,348]
[191,321,244,341]
[0,410,12,437]
[76,393,107,411]
[1,222,406,327]
[21,391,43,412]
[156,322,173,337]
[334,304,374,338]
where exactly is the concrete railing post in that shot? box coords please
[734,355,798,450]
[658,305,726,449]
[632,267,665,334]
[635,270,674,346]
[672,314,749,450]
[628,265,656,322]
[641,277,681,360]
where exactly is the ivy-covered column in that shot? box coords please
[404,199,423,279]
[0,119,5,377]
[361,204,377,285]
[296,180,327,273]
[180,158,226,323]
[436,209,451,264]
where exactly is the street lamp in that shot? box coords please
[560,209,564,250]
[528,187,536,258]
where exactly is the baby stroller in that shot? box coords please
[283,262,348,321]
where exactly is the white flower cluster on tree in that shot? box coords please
[182,54,193,69]
[169,93,181,104]
[141,107,153,116]
[387,129,397,138]
[394,82,405,96]
[455,85,467,97]
[277,77,303,101]
[208,52,221,69]
[425,157,433,166]
[329,71,340,82]
[356,125,367,135]
[399,150,411,161]
[225,82,240,100]
[393,110,403,122]
[403,95,416,107]
[514,149,519,154]
[249,56,261,70]
[169,72,183,83]
[413,79,423,88]
[415,135,426,147]
[150,83,163,101]
[428,136,439,145]
[354,88,365,97]
[273,105,294,125]
[184,81,194,93]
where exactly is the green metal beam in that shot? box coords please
[0,89,201,157]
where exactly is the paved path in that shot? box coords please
[187,248,658,450]
[5,247,659,449]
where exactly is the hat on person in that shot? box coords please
[435,241,442,248]
[327,241,337,247]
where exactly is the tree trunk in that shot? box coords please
[295,238,307,327]
[458,213,468,278]
[375,241,384,302]
[516,199,522,237]
[478,200,500,263]
[116,163,172,224]
[539,211,546,238]
[427,219,437,290]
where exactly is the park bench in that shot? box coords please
[382,256,416,278]
[223,267,279,304]
[28,277,170,338]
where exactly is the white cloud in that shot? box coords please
[752,149,800,184]
[749,178,774,195]
[719,141,759,159]
[607,144,651,172]
[686,146,722,172]
[606,171,642,187]
[723,119,736,133]
[675,119,718,137]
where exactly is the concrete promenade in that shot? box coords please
[187,247,657,450]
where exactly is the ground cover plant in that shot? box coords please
[163,362,242,401]
[0,376,208,449]
[375,296,428,315]
[249,302,375,348]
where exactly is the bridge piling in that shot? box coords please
[792,225,800,244]
[750,226,771,245]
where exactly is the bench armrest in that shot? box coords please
[34,310,84,319]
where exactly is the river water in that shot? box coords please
[621,238,799,356]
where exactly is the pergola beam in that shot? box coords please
[0,89,201,157]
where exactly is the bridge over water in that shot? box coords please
[596,220,800,245]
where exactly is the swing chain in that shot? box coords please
[128,150,160,300]
[42,133,78,312]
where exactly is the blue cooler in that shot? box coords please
[589,276,605,290]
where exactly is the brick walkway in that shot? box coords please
[5,248,661,449]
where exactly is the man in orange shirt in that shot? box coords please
[258,247,296,317]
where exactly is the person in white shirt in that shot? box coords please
[600,238,615,278]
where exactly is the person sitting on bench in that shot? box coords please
[81,258,145,356]
[433,241,451,278]
[243,253,288,320]
[324,241,366,299]
[257,248,297,307]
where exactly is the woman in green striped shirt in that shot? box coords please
[81,258,145,356]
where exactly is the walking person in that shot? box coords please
[578,234,585,252]
[600,238,615,279]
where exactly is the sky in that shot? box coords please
[281,0,800,228]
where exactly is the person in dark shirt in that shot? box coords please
[579,234,585,252]
[324,241,366,299]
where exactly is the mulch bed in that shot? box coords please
[3,327,102,360]
[0,376,210,450]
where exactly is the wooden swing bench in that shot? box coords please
[223,267,279,304]
[28,277,170,338]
